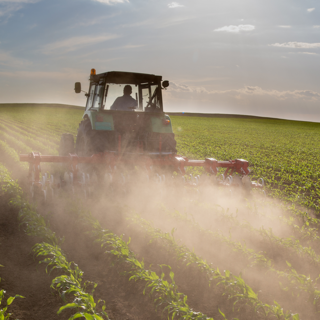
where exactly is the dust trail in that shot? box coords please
[75,170,319,320]
[7,148,319,319]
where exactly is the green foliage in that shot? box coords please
[278,262,320,310]
[128,214,299,320]
[171,116,320,212]
[34,243,109,320]
[0,104,82,139]
[75,208,214,319]
[157,205,320,317]
[0,164,108,320]
[0,285,24,320]
[1,107,320,320]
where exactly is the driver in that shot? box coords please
[110,85,137,111]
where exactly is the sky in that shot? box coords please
[0,0,319,121]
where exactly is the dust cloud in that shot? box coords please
[68,167,319,320]
[6,154,319,320]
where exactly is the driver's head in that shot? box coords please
[123,85,132,95]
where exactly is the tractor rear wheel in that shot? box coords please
[76,119,109,156]
[162,133,177,153]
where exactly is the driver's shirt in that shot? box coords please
[110,95,137,111]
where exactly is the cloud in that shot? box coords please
[43,34,118,54]
[278,25,291,28]
[74,14,120,27]
[0,69,86,80]
[169,82,320,102]
[313,25,320,28]
[297,52,318,55]
[0,3,22,17]
[168,2,184,8]
[0,49,31,67]
[157,16,192,28]
[0,0,40,22]
[0,0,39,2]
[214,25,255,33]
[307,8,315,12]
[93,0,129,4]
[270,42,320,49]
[122,44,145,49]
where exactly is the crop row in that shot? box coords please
[0,105,81,138]
[0,121,58,155]
[67,203,220,320]
[171,116,320,213]
[153,204,320,315]
[61,193,319,319]
[126,213,300,320]
[1,106,319,230]
[1,128,319,316]
[0,167,24,320]
[199,197,320,243]
[173,199,320,272]
[0,163,109,319]
[0,162,221,320]
[0,130,32,155]
[2,121,319,260]
[2,116,319,250]
[0,118,61,144]
[0,275,24,320]
[1,129,319,280]
[2,105,320,214]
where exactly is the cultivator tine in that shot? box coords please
[258,178,265,187]
[226,176,233,186]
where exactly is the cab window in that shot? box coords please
[92,83,105,109]
[86,84,96,110]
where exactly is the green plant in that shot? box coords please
[0,274,24,320]
[128,214,299,320]
[34,243,109,320]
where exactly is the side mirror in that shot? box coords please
[162,80,169,88]
[74,82,81,93]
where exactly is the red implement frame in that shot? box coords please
[19,151,262,188]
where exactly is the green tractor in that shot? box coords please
[59,69,177,158]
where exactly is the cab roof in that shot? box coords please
[90,71,162,84]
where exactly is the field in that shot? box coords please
[1,103,320,320]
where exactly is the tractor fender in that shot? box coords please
[82,111,114,131]
[151,114,173,133]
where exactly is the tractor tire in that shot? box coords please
[162,133,177,153]
[59,133,75,156]
[75,119,111,156]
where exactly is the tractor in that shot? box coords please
[59,69,177,159]
[20,69,264,201]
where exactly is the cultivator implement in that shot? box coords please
[20,151,264,201]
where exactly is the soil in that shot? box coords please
[0,180,255,320]
[0,196,65,319]
[0,194,167,320]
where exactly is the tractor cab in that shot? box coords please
[75,69,169,113]
[74,69,176,156]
